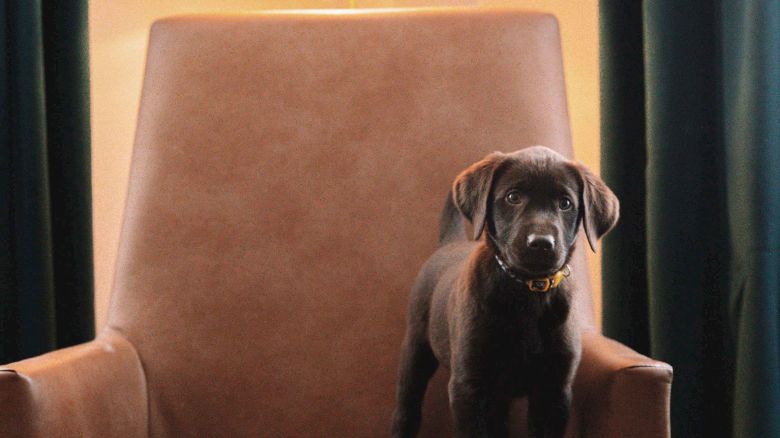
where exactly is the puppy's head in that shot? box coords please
[453,146,619,277]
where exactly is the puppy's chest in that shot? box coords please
[483,295,565,367]
[490,309,545,358]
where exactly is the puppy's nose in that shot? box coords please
[527,234,555,251]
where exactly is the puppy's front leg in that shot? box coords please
[528,384,572,438]
[449,375,512,438]
[448,374,491,438]
[527,349,577,438]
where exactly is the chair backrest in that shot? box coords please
[106,8,593,437]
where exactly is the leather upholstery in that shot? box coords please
[0,328,147,437]
[575,333,672,438]
[0,9,671,437]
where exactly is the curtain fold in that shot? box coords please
[0,1,94,364]
[599,0,650,357]
[601,1,780,436]
[722,2,780,436]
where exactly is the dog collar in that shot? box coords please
[492,253,571,293]
[486,233,572,292]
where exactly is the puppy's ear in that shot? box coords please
[452,152,507,240]
[573,163,619,252]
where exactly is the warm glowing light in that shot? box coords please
[261,8,427,14]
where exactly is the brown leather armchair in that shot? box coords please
[0,9,671,437]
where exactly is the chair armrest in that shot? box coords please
[0,328,148,437]
[573,332,673,438]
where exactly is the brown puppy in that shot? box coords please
[391,146,619,438]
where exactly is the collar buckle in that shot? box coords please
[528,278,552,292]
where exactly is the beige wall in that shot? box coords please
[89,0,600,331]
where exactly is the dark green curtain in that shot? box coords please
[601,1,780,437]
[0,1,94,364]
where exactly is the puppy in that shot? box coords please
[391,146,619,438]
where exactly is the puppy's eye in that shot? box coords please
[506,191,522,204]
[559,198,573,210]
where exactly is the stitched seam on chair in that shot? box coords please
[623,364,673,371]
[620,363,674,385]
